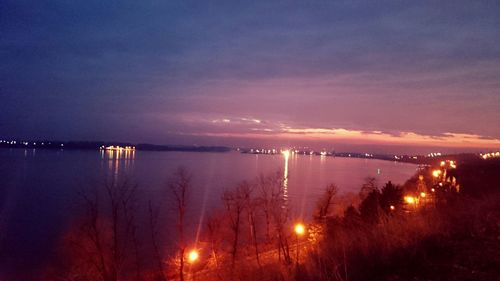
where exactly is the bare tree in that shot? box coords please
[79,187,109,280]
[149,201,167,281]
[256,171,292,263]
[62,179,139,281]
[359,177,378,200]
[169,167,191,281]
[267,176,291,264]
[257,171,285,243]
[206,211,223,275]
[314,184,338,222]
[221,183,247,269]
[104,180,138,280]
[241,182,262,270]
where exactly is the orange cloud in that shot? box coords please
[278,127,500,148]
[187,126,500,149]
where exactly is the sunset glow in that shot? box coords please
[2,2,499,153]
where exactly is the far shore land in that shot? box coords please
[0,138,494,165]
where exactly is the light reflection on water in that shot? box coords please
[283,150,289,202]
[102,149,136,180]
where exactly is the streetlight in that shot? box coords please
[294,223,306,265]
[404,196,416,204]
[187,249,199,264]
[432,170,441,178]
[187,249,199,281]
[294,223,305,235]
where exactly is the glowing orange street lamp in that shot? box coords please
[432,170,441,178]
[294,223,306,265]
[187,249,199,264]
[404,196,416,204]
[186,249,200,281]
[294,223,305,236]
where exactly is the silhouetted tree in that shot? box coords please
[169,167,191,281]
[359,177,378,200]
[222,182,247,269]
[269,181,291,264]
[342,205,363,229]
[314,184,338,222]
[241,183,262,270]
[379,181,403,213]
[206,211,224,272]
[148,201,167,281]
[359,189,382,224]
[59,180,139,281]
[257,171,285,243]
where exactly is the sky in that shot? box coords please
[1,0,500,153]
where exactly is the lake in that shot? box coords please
[0,148,417,279]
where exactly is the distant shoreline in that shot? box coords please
[0,141,421,165]
[0,138,485,166]
[0,140,231,153]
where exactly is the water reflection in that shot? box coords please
[282,150,290,202]
[101,149,136,180]
[320,153,326,163]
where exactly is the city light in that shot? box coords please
[187,249,199,263]
[480,152,500,159]
[101,145,135,151]
[281,149,290,158]
[427,152,442,157]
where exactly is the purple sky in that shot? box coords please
[1,1,500,153]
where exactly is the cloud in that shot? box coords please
[171,115,500,149]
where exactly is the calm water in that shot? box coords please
[0,148,417,279]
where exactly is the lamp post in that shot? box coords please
[294,223,305,265]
